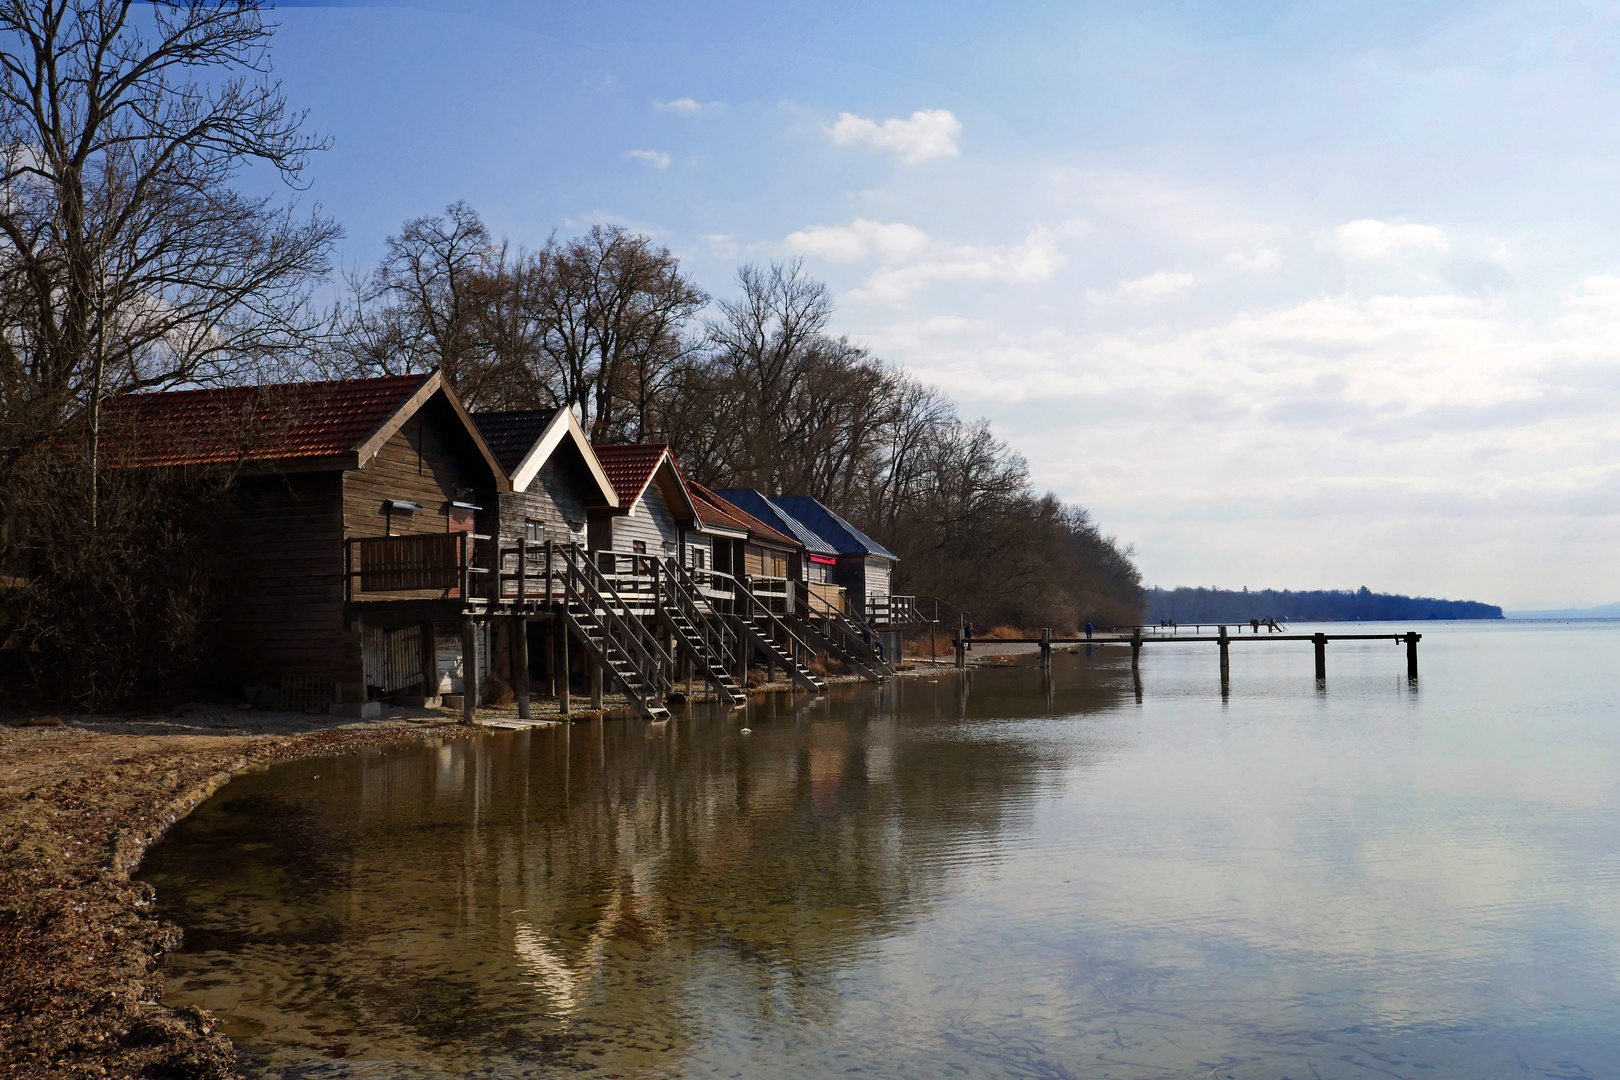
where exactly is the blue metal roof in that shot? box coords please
[769,496,898,562]
[715,489,840,556]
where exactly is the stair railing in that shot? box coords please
[656,557,739,675]
[731,573,820,662]
[557,544,674,696]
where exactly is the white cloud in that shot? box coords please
[653,97,706,114]
[702,233,739,259]
[626,149,670,169]
[852,227,1067,306]
[1321,219,1451,259]
[1225,248,1281,273]
[787,219,931,264]
[827,108,962,164]
[1089,271,1200,305]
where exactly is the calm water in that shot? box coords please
[139,621,1620,1079]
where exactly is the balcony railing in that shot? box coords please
[866,594,920,626]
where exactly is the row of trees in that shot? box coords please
[0,2,1140,707]
[319,204,1143,631]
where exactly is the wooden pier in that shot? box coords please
[954,626,1422,682]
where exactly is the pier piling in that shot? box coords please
[1313,633,1327,681]
[1405,632,1420,679]
[1218,624,1230,684]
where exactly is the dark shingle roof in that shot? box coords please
[472,409,560,475]
[715,489,839,556]
[770,497,897,562]
[100,374,431,468]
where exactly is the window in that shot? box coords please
[525,519,545,544]
[632,540,647,555]
[691,548,706,570]
[568,520,584,533]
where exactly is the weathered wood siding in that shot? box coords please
[498,445,596,546]
[744,544,789,579]
[610,481,681,554]
[342,395,499,603]
[207,470,348,700]
[865,558,894,600]
[343,395,497,543]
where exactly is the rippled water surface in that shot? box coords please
[138,621,1620,1078]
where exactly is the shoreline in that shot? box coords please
[1,665,995,1078]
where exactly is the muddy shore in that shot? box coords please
[0,656,1034,1079]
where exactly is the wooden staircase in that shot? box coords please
[787,613,886,681]
[555,545,673,721]
[654,559,749,707]
[732,577,827,693]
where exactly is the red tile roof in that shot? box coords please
[591,443,674,508]
[99,374,431,468]
[688,480,799,548]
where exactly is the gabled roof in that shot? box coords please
[686,481,751,538]
[473,408,559,475]
[770,496,898,562]
[592,443,697,520]
[100,370,508,488]
[715,489,839,557]
[690,482,798,549]
[473,408,617,508]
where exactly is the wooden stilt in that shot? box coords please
[1040,627,1052,669]
[1218,624,1230,685]
[1313,633,1327,681]
[419,620,438,703]
[556,619,570,716]
[514,614,530,719]
[1405,632,1420,680]
[1131,627,1142,668]
[460,616,477,724]
[590,654,604,710]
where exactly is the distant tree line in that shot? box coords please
[0,5,1139,706]
[1146,586,1502,624]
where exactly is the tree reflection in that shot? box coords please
[141,656,1135,1073]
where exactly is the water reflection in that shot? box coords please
[140,624,1620,1078]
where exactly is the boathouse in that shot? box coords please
[100,371,508,710]
[471,408,621,706]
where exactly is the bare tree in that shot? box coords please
[530,224,707,442]
[0,0,338,489]
[326,200,496,395]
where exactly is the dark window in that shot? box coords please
[525,519,545,543]
[633,540,647,554]
[692,548,706,570]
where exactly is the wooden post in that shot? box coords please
[1405,632,1420,680]
[460,616,477,724]
[419,620,438,703]
[590,654,604,710]
[458,531,471,603]
[556,620,570,716]
[1313,633,1327,681]
[1040,627,1051,669]
[1131,627,1142,668]
[954,629,965,669]
[514,615,530,719]
[545,538,554,605]
[1218,624,1230,684]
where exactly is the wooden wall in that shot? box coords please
[207,470,349,701]
[500,442,596,547]
[343,395,498,543]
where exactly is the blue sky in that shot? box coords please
[263,0,1620,607]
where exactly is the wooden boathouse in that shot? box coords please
[103,375,914,721]
[101,371,509,712]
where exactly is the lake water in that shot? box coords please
[138,620,1620,1079]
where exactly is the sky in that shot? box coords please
[259,0,1620,608]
